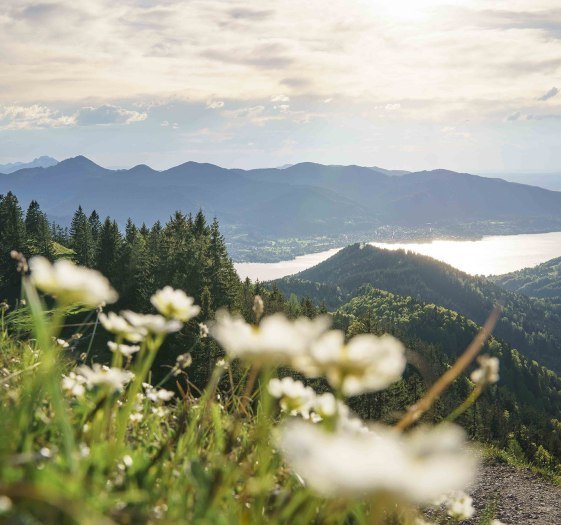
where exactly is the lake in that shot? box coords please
[234,231,561,282]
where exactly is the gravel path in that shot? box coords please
[466,461,561,524]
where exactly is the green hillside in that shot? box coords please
[334,286,561,464]
[275,243,561,374]
[491,256,561,301]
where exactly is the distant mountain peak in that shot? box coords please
[57,155,103,170]
[0,156,58,174]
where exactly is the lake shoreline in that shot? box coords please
[234,230,561,282]
[229,221,561,264]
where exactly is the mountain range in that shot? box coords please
[0,156,58,174]
[2,156,561,261]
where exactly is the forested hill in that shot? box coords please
[2,157,561,249]
[491,256,561,301]
[275,244,561,374]
[335,286,561,464]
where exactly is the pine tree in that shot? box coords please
[0,192,26,300]
[25,200,53,258]
[70,206,94,266]
[88,210,102,242]
[208,218,239,310]
[125,218,137,243]
[300,296,317,318]
[193,209,208,236]
[119,230,152,311]
[96,218,122,280]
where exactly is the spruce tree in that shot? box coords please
[88,210,102,242]
[0,192,26,300]
[70,206,94,266]
[25,200,53,258]
[209,218,239,309]
[96,218,122,281]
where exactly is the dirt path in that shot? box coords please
[465,461,561,524]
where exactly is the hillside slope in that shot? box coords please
[335,285,561,465]
[275,244,561,373]
[491,256,561,300]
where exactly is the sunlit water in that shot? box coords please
[234,231,561,281]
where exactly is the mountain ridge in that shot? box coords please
[0,156,58,174]
[3,156,561,261]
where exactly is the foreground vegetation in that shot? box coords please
[0,193,556,523]
[0,254,506,524]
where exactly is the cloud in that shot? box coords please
[526,113,561,120]
[201,43,295,70]
[0,103,148,129]
[470,8,561,40]
[74,105,147,126]
[506,111,522,121]
[538,86,559,101]
[0,104,74,130]
[271,95,290,102]
[206,100,225,109]
[225,7,274,22]
[4,0,561,134]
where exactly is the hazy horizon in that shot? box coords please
[5,154,561,179]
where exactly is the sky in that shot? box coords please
[2,0,561,172]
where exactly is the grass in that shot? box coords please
[0,302,381,524]
[0,275,510,525]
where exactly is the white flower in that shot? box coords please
[312,392,338,419]
[99,312,146,343]
[268,377,316,418]
[336,403,371,435]
[210,311,330,366]
[152,406,169,417]
[30,256,118,307]
[0,495,12,514]
[173,353,193,375]
[122,310,183,335]
[145,385,175,403]
[296,331,406,396]
[77,364,134,392]
[471,355,499,385]
[150,286,200,322]
[130,412,143,423]
[107,341,140,357]
[441,491,475,520]
[61,372,87,397]
[253,295,264,320]
[198,322,209,339]
[56,338,69,348]
[278,421,477,503]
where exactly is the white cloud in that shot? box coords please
[74,105,147,126]
[206,100,225,109]
[0,104,74,130]
[1,0,561,124]
[0,102,147,129]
